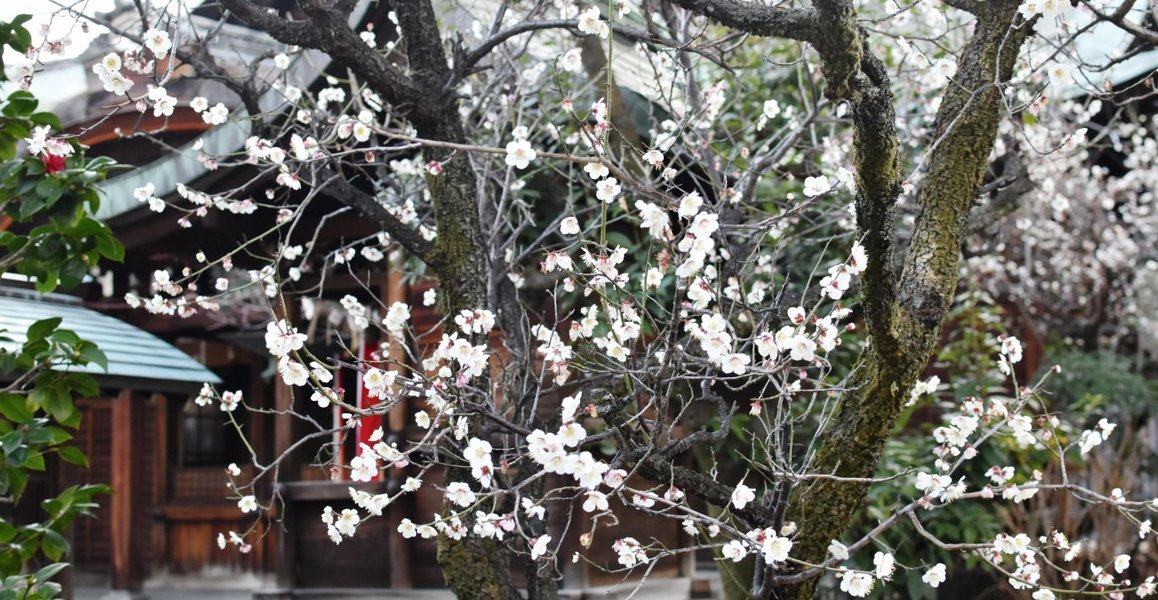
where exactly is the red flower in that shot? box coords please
[41,153,66,174]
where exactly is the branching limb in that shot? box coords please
[219,0,424,107]
[216,0,319,46]
[968,145,1036,235]
[664,0,817,41]
[318,173,437,262]
[1082,0,1158,45]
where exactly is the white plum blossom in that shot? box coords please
[731,482,756,509]
[516,499,543,522]
[220,390,243,412]
[349,453,379,482]
[612,537,648,568]
[802,175,832,197]
[559,48,583,72]
[762,534,792,563]
[144,29,172,58]
[577,7,610,39]
[777,326,817,362]
[584,162,609,180]
[678,192,704,219]
[445,482,476,507]
[265,320,307,358]
[762,100,780,119]
[874,551,896,580]
[932,58,957,84]
[923,563,947,588]
[595,177,621,203]
[719,353,750,375]
[464,437,492,468]
[530,535,551,560]
[505,138,537,170]
[455,309,496,335]
[1045,62,1072,87]
[194,384,214,407]
[398,519,418,539]
[828,540,850,560]
[721,540,748,562]
[99,52,121,72]
[641,148,663,169]
[278,359,309,387]
[636,200,672,240]
[203,103,230,125]
[382,302,411,336]
[582,491,609,513]
[238,495,258,513]
[363,368,396,399]
[839,571,874,597]
[94,66,134,96]
[147,86,176,117]
[998,335,1024,375]
[908,375,941,405]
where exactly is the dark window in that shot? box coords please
[180,399,230,465]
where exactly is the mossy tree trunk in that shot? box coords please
[667,0,1031,597]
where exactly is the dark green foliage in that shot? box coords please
[0,15,118,595]
[1039,349,1157,420]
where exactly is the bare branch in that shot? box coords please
[318,173,437,262]
[219,0,425,107]
[663,0,817,41]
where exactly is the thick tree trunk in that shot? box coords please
[427,139,526,600]
[436,532,524,600]
[776,6,1030,599]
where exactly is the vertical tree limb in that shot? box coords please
[780,5,1030,599]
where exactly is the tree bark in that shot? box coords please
[658,0,1031,596]
[777,5,1030,599]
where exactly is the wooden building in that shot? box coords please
[0,288,230,594]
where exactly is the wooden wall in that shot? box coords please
[65,388,271,586]
[64,399,112,569]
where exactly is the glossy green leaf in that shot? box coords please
[56,446,88,467]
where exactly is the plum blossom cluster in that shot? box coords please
[966,95,1158,352]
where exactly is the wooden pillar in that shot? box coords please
[274,486,296,590]
[273,302,297,473]
[384,264,408,434]
[271,302,298,589]
[109,389,142,593]
[273,379,295,473]
[151,394,169,571]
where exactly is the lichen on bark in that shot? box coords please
[437,532,523,600]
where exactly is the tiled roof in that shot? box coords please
[0,289,221,392]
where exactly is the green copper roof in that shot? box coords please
[0,290,220,393]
